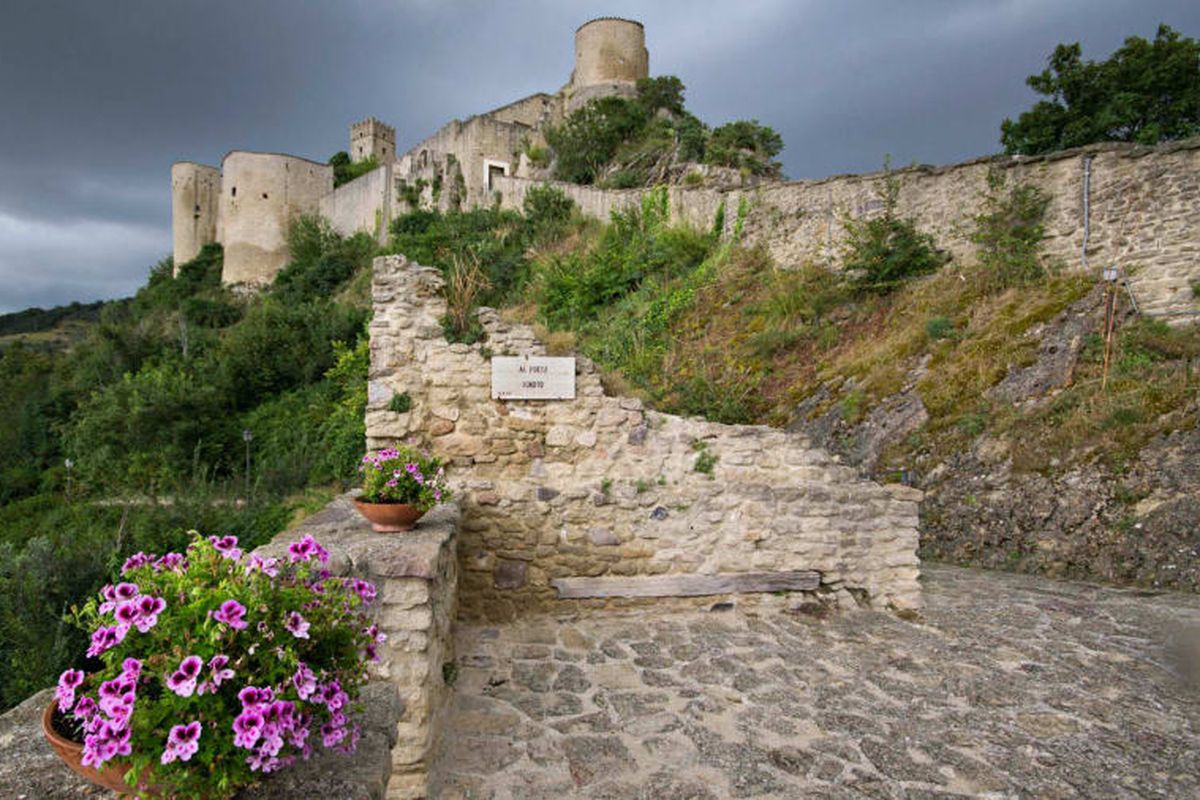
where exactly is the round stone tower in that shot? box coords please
[171,161,221,272]
[567,17,649,111]
[219,152,333,286]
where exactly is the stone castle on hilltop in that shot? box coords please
[171,17,649,284]
[171,16,1200,321]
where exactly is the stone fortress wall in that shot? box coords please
[218,152,333,285]
[169,15,1200,320]
[365,255,923,621]
[319,160,396,244]
[169,162,220,269]
[492,137,1200,320]
[169,17,641,285]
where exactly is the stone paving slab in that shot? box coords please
[431,565,1200,799]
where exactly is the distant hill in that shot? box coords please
[0,299,112,335]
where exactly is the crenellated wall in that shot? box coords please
[365,255,923,622]
[493,137,1200,321]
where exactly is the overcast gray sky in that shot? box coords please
[1,0,1197,313]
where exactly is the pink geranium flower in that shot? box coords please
[161,721,202,764]
[165,655,203,697]
[213,599,248,630]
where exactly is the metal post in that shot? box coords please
[242,429,253,503]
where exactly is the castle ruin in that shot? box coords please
[172,17,648,285]
[170,16,1200,322]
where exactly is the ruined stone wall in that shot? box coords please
[218,151,334,285]
[366,255,922,622]
[493,137,1200,320]
[320,162,394,243]
[398,115,531,211]
[170,161,220,270]
[485,92,561,128]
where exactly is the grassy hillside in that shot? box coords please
[397,181,1199,590]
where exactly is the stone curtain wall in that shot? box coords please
[366,255,921,621]
[321,162,395,244]
[256,496,460,800]
[493,137,1200,320]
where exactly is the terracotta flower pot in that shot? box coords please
[42,700,155,796]
[353,498,425,532]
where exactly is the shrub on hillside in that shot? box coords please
[275,216,378,303]
[970,167,1052,291]
[537,187,712,329]
[842,166,944,294]
[547,96,650,184]
[522,184,576,241]
[388,208,531,305]
[214,298,365,412]
[65,363,228,493]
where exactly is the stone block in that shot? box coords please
[381,579,431,609]
[494,559,528,589]
[587,526,620,546]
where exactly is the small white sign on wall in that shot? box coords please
[491,356,576,400]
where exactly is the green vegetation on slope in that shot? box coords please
[0,225,378,710]
[546,76,784,186]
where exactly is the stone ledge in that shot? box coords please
[256,495,460,581]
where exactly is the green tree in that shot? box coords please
[547,97,649,184]
[704,120,784,176]
[1001,24,1200,154]
[636,75,686,115]
[970,168,1052,290]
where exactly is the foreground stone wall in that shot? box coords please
[366,256,921,621]
[256,496,460,800]
[494,137,1200,320]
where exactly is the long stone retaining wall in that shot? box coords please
[365,255,922,621]
[493,137,1200,321]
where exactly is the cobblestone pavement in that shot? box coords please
[431,565,1200,799]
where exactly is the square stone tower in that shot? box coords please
[351,117,397,164]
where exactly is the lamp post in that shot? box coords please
[242,429,253,503]
[64,458,74,501]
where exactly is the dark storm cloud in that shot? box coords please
[2,0,1198,312]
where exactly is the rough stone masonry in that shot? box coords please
[365,255,922,621]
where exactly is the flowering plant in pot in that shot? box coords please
[45,532,383,798]
[354,445,451,532]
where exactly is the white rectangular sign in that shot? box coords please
[491,356,576,400]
